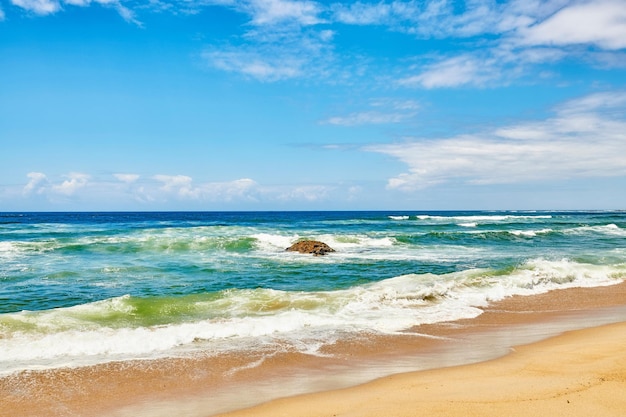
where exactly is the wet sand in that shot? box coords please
[215,321,626,417]
[2,281,626,417]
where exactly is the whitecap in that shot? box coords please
[509,228,553,237]
[458,222,477,228]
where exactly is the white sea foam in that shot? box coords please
[509,228,553,237]
[323,234,395,250]
[252,233,298,250]
[417,214,552,222]
[1,259,623,375]
[567,224,626,237]
[458,222,477,227]
[0,242,17,252]
[388,215,410,220]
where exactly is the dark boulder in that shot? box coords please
[286,240,335,256]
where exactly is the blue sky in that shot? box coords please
[1,0,625,211]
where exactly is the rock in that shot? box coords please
[286,240,335,256]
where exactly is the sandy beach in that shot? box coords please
[215,320,626,417]
[3,281,626,417]
[215,281,626,417]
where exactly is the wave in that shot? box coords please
[508,228,554,237]
[0,231,259,257]
[403,228,557,243]
[3,221,622,262]
[1,258,623,375]
[565,224,626,237]
[458,222,477,227]
[416,214,553,222]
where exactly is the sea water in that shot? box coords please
[1,211,625,375]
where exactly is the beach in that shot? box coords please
[3,281,626,417]
[215,320,626,417]
[2,211,626,417]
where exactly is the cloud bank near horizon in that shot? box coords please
[367,91,626,190]
[10,91,625,208]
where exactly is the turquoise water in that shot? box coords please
[1,211,625,374]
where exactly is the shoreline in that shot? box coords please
[213,320,626,417]
[2,281,626,417]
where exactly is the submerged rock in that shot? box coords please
[286,240,335,256]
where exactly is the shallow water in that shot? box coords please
[1,211,625,374]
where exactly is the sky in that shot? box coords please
[1,0,625,211]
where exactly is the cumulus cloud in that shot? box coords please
[22,172,90,197]
[23,172,49,195]
[153,175,259,200]
[154,174,194,195]
[367,91,626,190]
[51,173,91,195]
[15,170,354,208]
[206,178,258,201]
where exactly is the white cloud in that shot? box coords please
[245,0,323,26]
[15,171,350,208]
[206,178,258,201]
[276,184,332,202]
[519,0,626,50]
[154,174,194,193]
[556,90,626,114]
[52,172,90,195]
[332,2,395,25]
[11,0,61,14]
[324,99,420,126]
[204,48,304,81]
[114,2,142,25]
[203,18,334,82]
[10,0,140,24]
[0,5,6,20]
[114,173,140,183]
[329,0,624,89]
[23,172,49,195]
[22,172,90,197]
[325,111,412,126]
[331,0,509,37]
[399,54,498,88]
[153,175,259,200]
[367,91,626,190]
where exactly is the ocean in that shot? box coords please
[1,211,625,376]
